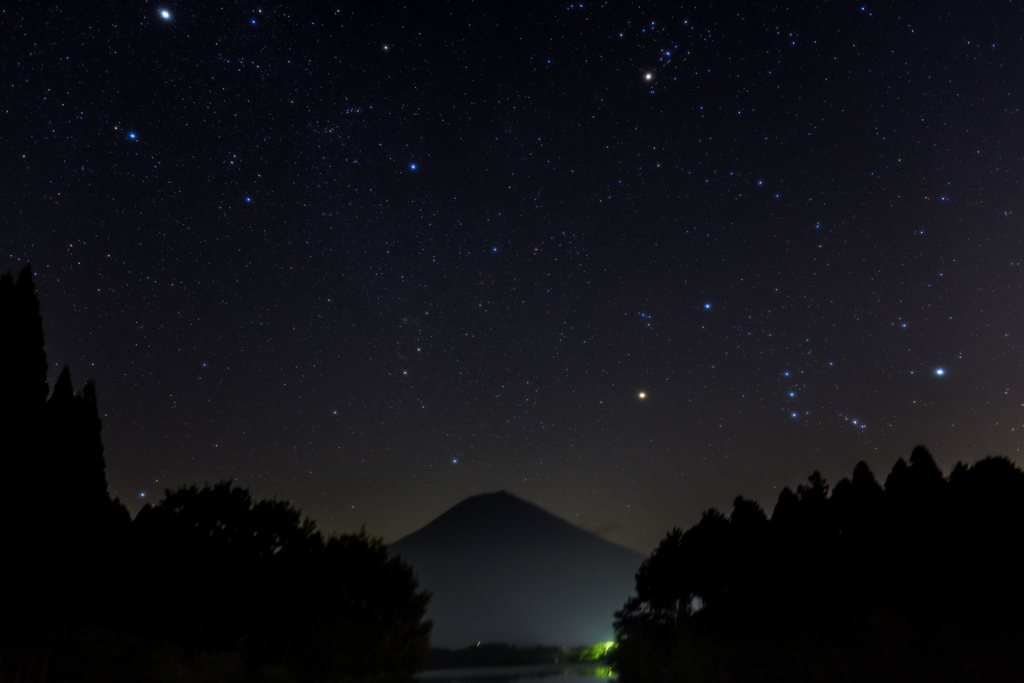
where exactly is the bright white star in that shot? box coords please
[159,9,170,19]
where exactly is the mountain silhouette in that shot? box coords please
[390,490,644,648]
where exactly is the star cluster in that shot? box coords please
[2,2,1022,551]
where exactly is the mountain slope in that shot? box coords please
[390,491,644,648]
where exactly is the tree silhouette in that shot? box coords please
[0,266,49,544]
[1,265,129,681]
[129,482,432,682]
[615,450,1024,682]
[0,266,432,682]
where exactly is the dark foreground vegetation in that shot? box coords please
[425,642,614,670]
[614,449,1024,682]
[0,265,431,682]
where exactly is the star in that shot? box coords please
[6,0,1016,568]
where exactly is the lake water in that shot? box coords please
[418,663,616,682]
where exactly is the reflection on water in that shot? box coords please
[419,664,616,682]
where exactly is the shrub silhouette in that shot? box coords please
[0,265,431,682]
[614,450,1024,682]
[130,483,432,682]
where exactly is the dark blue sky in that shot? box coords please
[3,0,1022,551]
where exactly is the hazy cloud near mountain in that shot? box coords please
[581,516,625,542]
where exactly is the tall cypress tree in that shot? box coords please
[1,265,128,680]
[6,265,49,404]
[46,368,118,525]
[0,265,49,550]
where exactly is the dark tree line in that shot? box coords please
[614,448,1024,682]
[0,266,431,683]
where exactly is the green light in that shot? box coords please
[580,641,618,661]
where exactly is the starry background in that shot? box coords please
[2,0,1023,553]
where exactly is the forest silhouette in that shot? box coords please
[6,263,1024,682]
[0,265,431,682]
[614,448,1024,681]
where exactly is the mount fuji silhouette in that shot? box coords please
[390,491,644,648]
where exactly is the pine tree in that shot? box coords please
[1,266,128,680]
[0,265,49,552]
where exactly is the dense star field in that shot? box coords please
[2,1,1022,552]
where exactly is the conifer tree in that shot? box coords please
[2,265,431,682]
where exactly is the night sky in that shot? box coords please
[3,1,1023,553]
